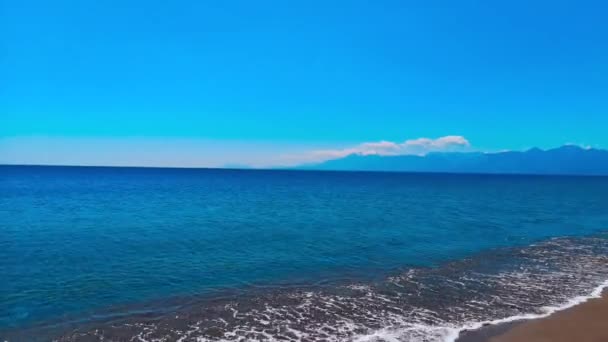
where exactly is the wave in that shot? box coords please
[356,278,608,342]
[53,234,608,342]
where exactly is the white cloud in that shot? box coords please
[279,135,471,166]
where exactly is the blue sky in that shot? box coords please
[2,0,607,167]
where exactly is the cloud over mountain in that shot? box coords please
[300,145,608,176]
[284,136,471,165]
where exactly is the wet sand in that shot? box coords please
[458,292,608,342]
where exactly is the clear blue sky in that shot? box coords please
[2,0,607,167]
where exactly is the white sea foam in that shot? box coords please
[351,277,608,342]
[55,236,608,342]
[445,278,608,342]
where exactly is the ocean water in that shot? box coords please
[2,165,608,341]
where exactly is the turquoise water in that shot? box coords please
[2,166,608,340]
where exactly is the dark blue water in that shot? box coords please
[2,166,608,341]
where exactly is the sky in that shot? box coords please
[1,0,607,167]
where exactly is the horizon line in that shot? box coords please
[2,162,607,178]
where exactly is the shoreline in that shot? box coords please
[456,285,608,342]
[4,239,607,342]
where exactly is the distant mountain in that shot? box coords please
[300,145,608,175]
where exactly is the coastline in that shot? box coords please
[5,235,608,342]
[457,286,608,342]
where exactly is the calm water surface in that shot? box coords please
[1,166,608,341]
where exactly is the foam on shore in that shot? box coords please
[451,279,608,342]
[52,235,608,342]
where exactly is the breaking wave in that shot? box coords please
[51,234,608,342]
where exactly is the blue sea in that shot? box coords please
[2,165,608,341]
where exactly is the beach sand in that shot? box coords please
[458,292,608,342]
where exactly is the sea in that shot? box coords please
[2,165,608,341]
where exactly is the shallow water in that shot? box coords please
[2,166,608,341]
[54,235,608,342]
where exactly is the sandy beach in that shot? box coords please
[459,292,608,342]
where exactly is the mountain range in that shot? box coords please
[299,145,608,175]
